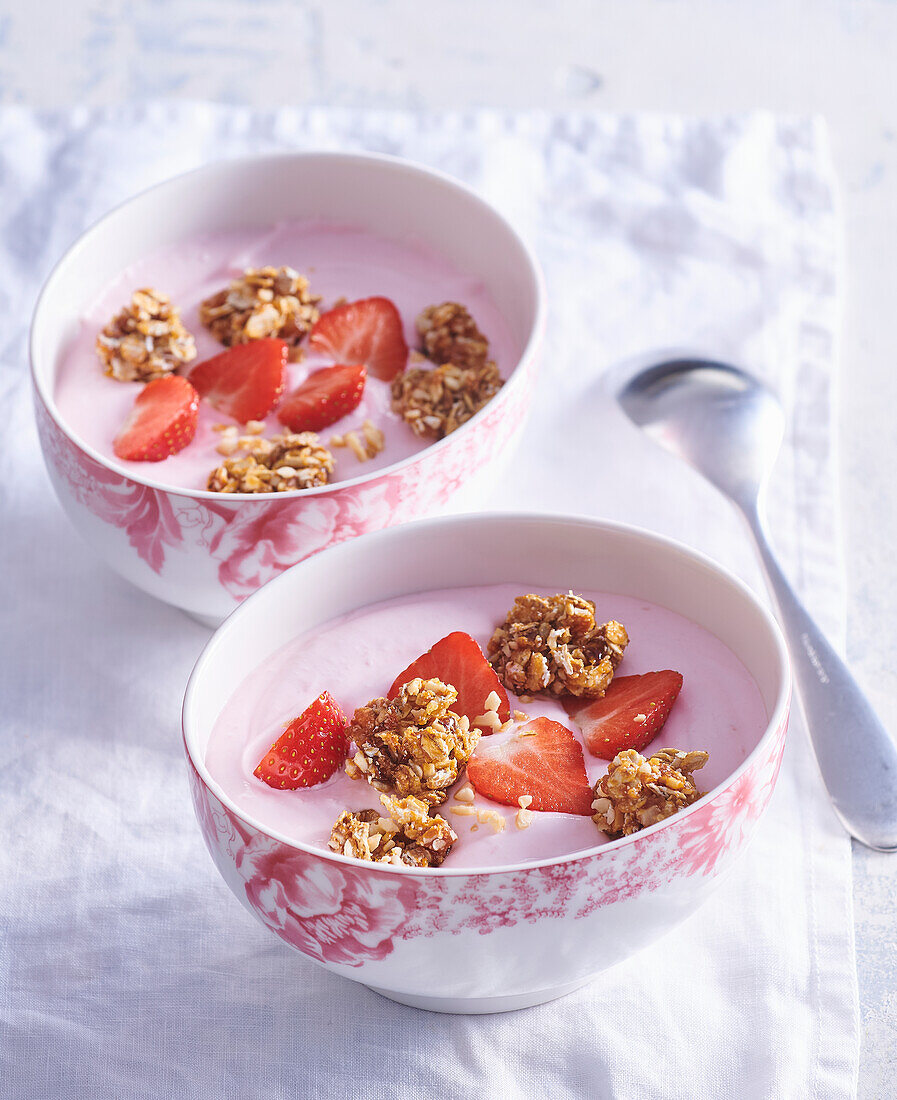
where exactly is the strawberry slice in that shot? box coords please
[277,363,366,432]
[113,375,199,462]
[253,692,349,790]
[564,670,684,760]
[388,631,510,730]
[188,338,287,422]
[467,717,593,815]
[309,297,408,381]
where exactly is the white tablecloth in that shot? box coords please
[0,105,857,1099]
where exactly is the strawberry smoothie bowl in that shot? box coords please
[182,514,791,1013]
[30,153,544,624]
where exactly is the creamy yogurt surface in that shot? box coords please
[54,220,519,492]
[205,582,768,869]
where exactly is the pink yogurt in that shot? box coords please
[205,583,768,869]
[54,221,519,493]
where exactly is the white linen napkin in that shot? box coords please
[0,105,857,1099]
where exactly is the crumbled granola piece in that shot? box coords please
[207,432,333,492]
[416,302,490,371]
[591,748,709,838]
[346,677,480,806]
[331,419,385,462]
[96,288,196,382]
[391,359,503,440]
[199,266,321,359]
[488,593,629,698]
[328,796,457,867]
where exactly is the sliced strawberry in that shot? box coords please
[467,717,593,815]
[277,363,366,432]
[188,337,287,422]
[113,375,199,462]
[388,631,510,730]
[253,692,349,790]
[309,297,408,381]
[564,670,684,760]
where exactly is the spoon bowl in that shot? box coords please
[618,359,785,507]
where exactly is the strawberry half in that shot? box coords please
[467,717,593,815]
[253,692,349,790]
[388,631,510,730]
[188,338,287,423]
[564,670,684,760]
[277,363,366,433]
[113,375,199,462]
[309,297,408,381]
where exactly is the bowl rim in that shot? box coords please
[30,149,546,502]
[182,511,792,878]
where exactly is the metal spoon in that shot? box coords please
[618,357,897,852]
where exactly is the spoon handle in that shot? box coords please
[743,506,897,851]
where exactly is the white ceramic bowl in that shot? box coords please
[31,153,544,625]
[183,513,791,1014]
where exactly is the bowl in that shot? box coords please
[182,513,791,1014]
[31,153,544,625]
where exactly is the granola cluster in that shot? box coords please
[96,288,197,382]
[391,359,503,440]
[391,301,503,439]
[199,266,320,358]
[592,748,709,838]
[345,677,479,807]
[488,593,629,698]
[207,432,333,492]
[329,794,458,867]
[416,301,490,371]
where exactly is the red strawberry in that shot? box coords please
[113,375,199,462]
[253,692,349,790]
[309,297,408,381]
[467,717,593,815]
[388,631,510,730]
[277,363,366,432]
[188,338,287,422]
[564,670,684,760]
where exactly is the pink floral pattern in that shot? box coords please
[186,710,788,969]
[35,367,530,604]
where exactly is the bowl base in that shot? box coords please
[182,608,224,630]
[366,976,593,1014]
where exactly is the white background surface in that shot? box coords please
[1,1,894,1094]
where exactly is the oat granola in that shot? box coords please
[96,288,197,382]
[207,432,334,492]
[390,359,503,440]
[329,794,457,867]
[199,266,321,358]
[416,301,490,371]
[591,748,709,838]
[345,677,480,806]
[488,593,629,698]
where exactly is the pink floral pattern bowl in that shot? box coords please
[30,153,544,624]
[182,514,791,1013]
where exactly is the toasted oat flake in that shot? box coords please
[199,266,320,358]
[488,592,629,698]
[592,747,709,838]
[96,288,196,382]
[207,432,334,493]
